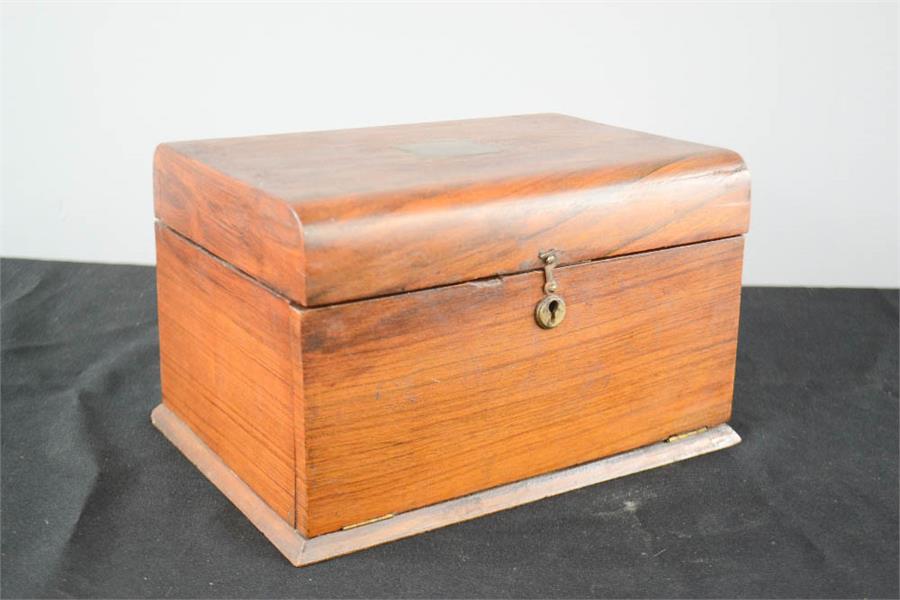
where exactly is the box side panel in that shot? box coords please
[300,237,744,536]
[155,223,298,526]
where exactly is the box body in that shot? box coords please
[153,114,750,544]
[155,230,744,538]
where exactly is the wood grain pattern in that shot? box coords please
[155,223,299,525]
[152,403,741,567]
[299,236,744,536]
[289,309,309,535]
[155,113,750,306]
[154,145,307,303]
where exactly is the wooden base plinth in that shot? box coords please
[151,403,741,567]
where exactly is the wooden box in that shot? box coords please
[151,114,750,566]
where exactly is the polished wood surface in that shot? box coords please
[155,223,298,524]
[154,145,307,303]
[152,403,741,567]
[155,113,750,306]
[299,236,744,535]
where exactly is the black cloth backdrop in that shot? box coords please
[2,258,898,599]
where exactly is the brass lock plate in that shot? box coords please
[535,293,566,329]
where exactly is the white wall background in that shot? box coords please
[2,2,897,287]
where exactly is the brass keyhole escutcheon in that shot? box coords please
[535,293,566,329]
[534,250,566,329]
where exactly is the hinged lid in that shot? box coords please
[154,113,750,307]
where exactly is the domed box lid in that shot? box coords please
[154,113,750,306]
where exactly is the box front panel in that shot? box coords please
[300,237,744,536]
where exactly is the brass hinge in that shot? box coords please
[666,427,708,443]
[341,513,395,530]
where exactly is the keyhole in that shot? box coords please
[548,299,559,320]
